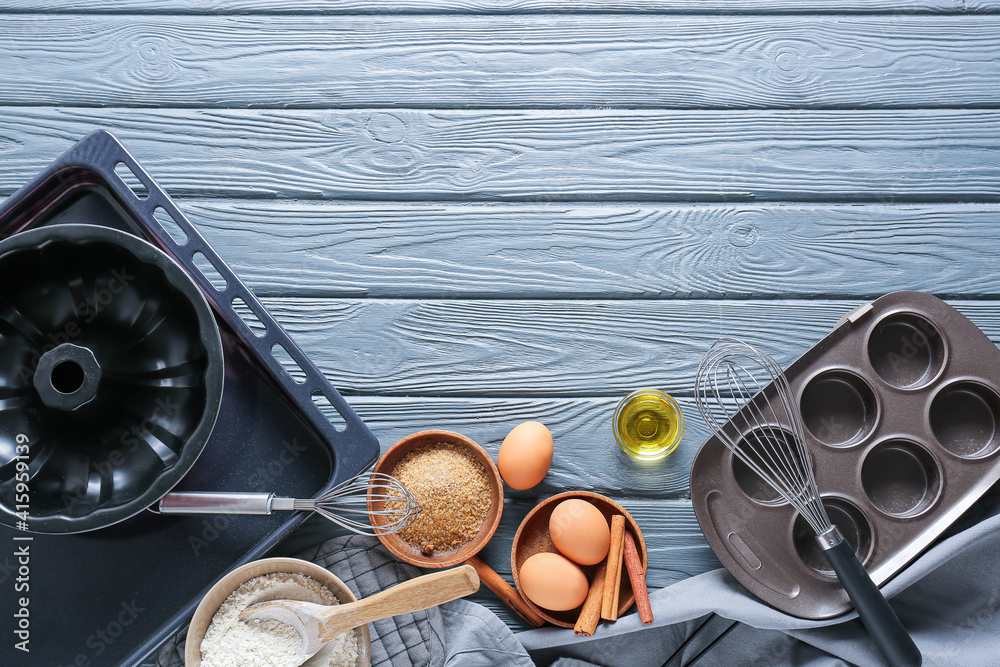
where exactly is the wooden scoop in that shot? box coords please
[240,564,479,665]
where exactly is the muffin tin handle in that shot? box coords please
[835,302,874,329]
[820,529,922,667]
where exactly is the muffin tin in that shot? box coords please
[691,291,1000,619]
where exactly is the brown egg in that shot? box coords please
[497,421,553,490]
[549,499,611,566]
[518,552,589,611]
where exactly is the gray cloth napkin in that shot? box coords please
[156,535,533,667]
[519,491,1000,667]
[160,490,1000,667]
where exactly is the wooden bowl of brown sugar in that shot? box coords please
[369,429,502,567]
[369,429,546,627]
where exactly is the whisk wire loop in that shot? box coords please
[695,338,830,535]
[695,338,924,667]
[294,471,421,537]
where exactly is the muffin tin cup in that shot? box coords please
[800,370,879,448]
[867,312,947,390]
[930,380,1000,459]
[791,496,874,578]
[731,427,796,507]
[861,439,942,519]
[691,291,1000,619]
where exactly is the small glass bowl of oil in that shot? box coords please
[613,389,685,460]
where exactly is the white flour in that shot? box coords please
[201,571,360,667]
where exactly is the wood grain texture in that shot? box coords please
[262,298,1000,397]
[343,396,704,498]
[2,0,994,648]
[181,199,1000,298]
[4,16,1000,108]
[3,108,1000,201]
[282,497,718,632]
[4,0,997,13]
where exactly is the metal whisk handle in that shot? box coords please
[159,492,280,515]
[818,527,922,667]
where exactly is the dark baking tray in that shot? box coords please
[0,130,380,666]
[691,291,1000,619]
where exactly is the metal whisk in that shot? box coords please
[159,470,420,536]
[695,338,921,667]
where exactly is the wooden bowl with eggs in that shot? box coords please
[511,491,648,628]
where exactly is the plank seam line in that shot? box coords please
[334,391,773,399]
[253,294,1000,301]
[342,394,707,401]
[0,9,995,16]
[6,104,1000,112]
[6,195,1000,206]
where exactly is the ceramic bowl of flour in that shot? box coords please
[185,557,372,667]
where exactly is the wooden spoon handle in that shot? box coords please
[466,555,546,628]
[321,564,479,639]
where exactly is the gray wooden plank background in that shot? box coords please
[185,203,1000,298]
[6,1,1000,13]
[3,109,1000,200]
[4,16,1000,108]
[2,0,998,657]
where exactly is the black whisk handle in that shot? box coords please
[823,540,922,667]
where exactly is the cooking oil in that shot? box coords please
[613,389,684,460]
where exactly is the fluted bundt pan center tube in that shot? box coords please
[33,342,103,411]
[0,224,224,533]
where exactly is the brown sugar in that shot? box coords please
[388,443,492,555]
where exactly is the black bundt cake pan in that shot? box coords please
[0,224,224,533]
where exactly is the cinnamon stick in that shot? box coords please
[623,531,653,624]
[573,560,607,637]
[601,515,626,621]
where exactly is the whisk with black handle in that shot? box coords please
[159,471,420,536]
[695,338,921,667]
